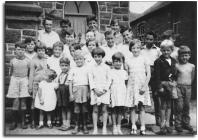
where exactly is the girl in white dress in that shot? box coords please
[35,69,58,129]
[125,40,151,135]
[110,52,128,135]
[89,47,111,135]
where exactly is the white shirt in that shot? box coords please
[117,43,132,60]
[141,45,161,66]
[101,44,120,63]
[25,52,37,60]
[68,65,89,86]
[38,30,60,49]
[47,55,62,77]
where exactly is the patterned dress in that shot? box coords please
[125,55,151,107]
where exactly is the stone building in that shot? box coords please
[130,1,197,98]
[5,1,130,107]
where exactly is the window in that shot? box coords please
[173,21,180,34]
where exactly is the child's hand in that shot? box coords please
[93,89,102,97]
[40,99,44,105]
[140,85,146,95]
[69,95,74,102]
[28,89,33,95]
[158,87,164,93]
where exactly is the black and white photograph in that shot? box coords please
[3,1,197,136]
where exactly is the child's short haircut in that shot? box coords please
[146,31,156,39]
[178,45,191,55]
[87,15,97,25]
[47,69,57,80]
[86,40,99,48]
[112,52,125,63]
[110,19,119,26]
[73,50,84,59]
[91,47,105,58]
[53,41,64,51]
[15,41,25,49]
[160,39,174,50]
[66,28,76,38]
[104,30,114,37]
[120,26,132,34]
[60,57,70,65]
[42,17,53,26]
[69,42,81,51]
[24,37,35,44]
[129,39,141,52]
[35,41,47,52]
[60,19,71,27]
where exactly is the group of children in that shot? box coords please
[6,18,195,135]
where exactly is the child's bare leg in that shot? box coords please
[130,107,137,134]
[47,112,53,128]
[102,104,108,134]
[66,109,71,127]
[61,107,67,126]
[117,108,123,134]
[38,110,44,127]
[112,108,117,134]
[140,105,146,134]
[92,105,98,134]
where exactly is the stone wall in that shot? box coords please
[98,1,129,32]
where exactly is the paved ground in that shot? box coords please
[5,101,197,136]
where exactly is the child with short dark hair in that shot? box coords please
[7,42,31,130]
[110,52,128,135]
[175,46,195,133]
[154,40,177,135]
[34,69,58,129]
[24,37,36,60]
[57,57,72,131]
[89,47,111,135]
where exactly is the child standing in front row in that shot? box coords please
[175,46,195,133]
[57,57,72,131]
[34,69,58,129]
[153,40,177,135]
[125,40,151,135]
[110,52,128,135]
[68,50,90,134]
[7,42,30,130]
[89,47,111,135]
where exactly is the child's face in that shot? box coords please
[131,44,141,57]
[111,23,120,33]
[74,56,85,67]
[161,46,172,59]
[88,20,98,31]
[44,20,52,33]
[179,53,190,64]
[37,48,45,58]
[60,63,70,73]
[93,54,103,65]
[123,30,133,44]
[53,46,63,57]
[87,41,96,52]
[105,34,115,48]
[113,59,122,69]
[69,47,75,57]
[145,34,154,48]
[26,41,35,53]
[86,32,95,42]
[15,47,25,58]
[66,34,75,45]
[61,23,70,34]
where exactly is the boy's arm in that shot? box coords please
[88,68,96,91]
[154,60,162,91]
[9,59,13,76]
[144,61,151,86]
[69,81,74,101]
[28,61,35,93]
[191,64,195,84]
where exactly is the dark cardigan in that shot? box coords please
[153,55,177,91]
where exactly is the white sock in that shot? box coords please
[66,120,71,127]
[63,120,67,126]
[47,120,51,125]
[39,121,43,126]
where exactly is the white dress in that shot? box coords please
[125,55,151,107]
[35,81,58,111]
[110,69,128,107]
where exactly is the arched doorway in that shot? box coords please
[64,1,98,36]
